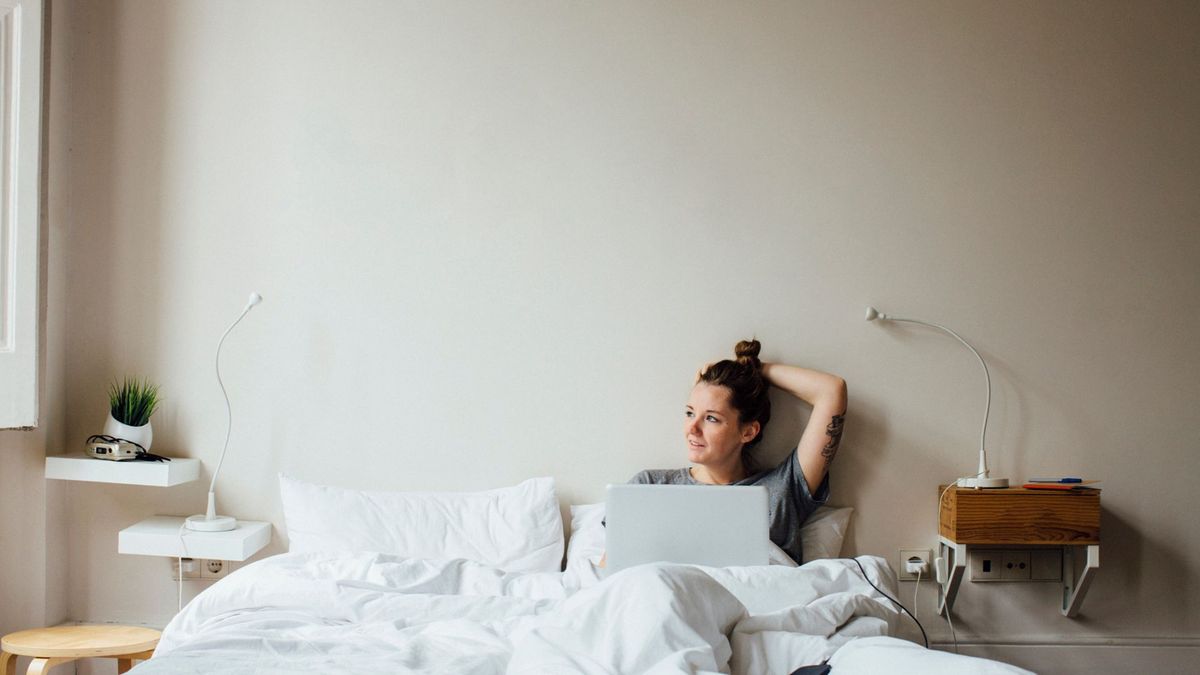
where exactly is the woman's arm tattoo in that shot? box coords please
[821,412,846,467]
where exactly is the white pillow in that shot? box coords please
[563,503,853,567]
[279,474,564,574]
[799,505,854,562]
[561,503,608,589]
[566,502,607,565]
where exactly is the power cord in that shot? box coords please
[913,567,921,612]
[936,471,990,654]
[176,521,191,613]
[848,556,928,649]
[945,599,959,653]
[938,470,988,509]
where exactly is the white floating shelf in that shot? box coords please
[119,516,272,561]
[45,454,200,487]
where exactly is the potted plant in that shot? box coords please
[102,376,161,450]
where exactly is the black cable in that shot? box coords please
[87,433,147,453]
[84,434,170,462]
[846,556,928,649]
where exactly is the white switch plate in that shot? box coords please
[969,550,1003,581]
[971,549,1062,582]
[1030,549,1062,581]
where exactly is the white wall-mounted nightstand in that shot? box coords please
[119,516,271,561]
[45,454,200,487]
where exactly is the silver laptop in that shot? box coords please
[604,484,770,574]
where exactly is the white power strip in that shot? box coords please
[86,439,141,460]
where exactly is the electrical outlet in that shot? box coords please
[172,557,200,580]
[898,548,931,581]
[200,559,234,580]
[969,550,1002,581]
[1002,550,1031,580]
[1030,549,1062,581]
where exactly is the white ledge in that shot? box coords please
[45,454,200,487]
[119,516,272,561]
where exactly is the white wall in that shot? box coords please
[49,1,1198,670]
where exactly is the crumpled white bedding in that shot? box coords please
[132,552,1024,675]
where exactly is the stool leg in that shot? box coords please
[26,657,74,675]
[116,650,155,674]
[2,650,15,675]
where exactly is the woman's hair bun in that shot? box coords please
[697,338,771,449]
[734,339,762,367]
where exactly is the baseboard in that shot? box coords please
[930,639,1200,674]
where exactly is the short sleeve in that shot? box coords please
[797,464,830,514]
[627,469,691,485]
[628,470,653,484]
[761,453,829,519]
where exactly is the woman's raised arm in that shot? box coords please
[761,363,848,490]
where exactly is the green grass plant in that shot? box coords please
[108,376,161,427]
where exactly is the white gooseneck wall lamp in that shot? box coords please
[186,292,264,532]
[866,306,1009,489]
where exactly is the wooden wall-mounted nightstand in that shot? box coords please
[937,485,1100,617]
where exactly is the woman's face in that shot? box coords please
[683,382,759,467]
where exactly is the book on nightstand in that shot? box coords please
[1022,479,1101,491]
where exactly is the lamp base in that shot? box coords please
[957,476,1010,489]
[184,514,237,532]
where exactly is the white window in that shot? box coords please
[0,0,42,429]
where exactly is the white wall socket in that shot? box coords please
[1002,550,1032,580]
[172,557,200,581]
[971,549,1061,582]
[201,559,234,580]
[173,558,235,580]
[898,548,932,581]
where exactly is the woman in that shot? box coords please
[630,339,847,564]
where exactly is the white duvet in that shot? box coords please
[135,552,1030,675]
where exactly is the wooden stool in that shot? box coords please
[1,625,159,675]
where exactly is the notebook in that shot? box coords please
[604,483,770,575]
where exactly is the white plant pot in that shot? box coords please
[103,413,153,451]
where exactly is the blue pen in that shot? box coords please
[1059,477,1082,483]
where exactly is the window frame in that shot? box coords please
[0,0,43,429]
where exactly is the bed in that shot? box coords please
[131,476,1033,674]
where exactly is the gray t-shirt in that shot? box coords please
[629,455,829,564]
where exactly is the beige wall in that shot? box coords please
[0,434,53,636]
[44,0,1200,671]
